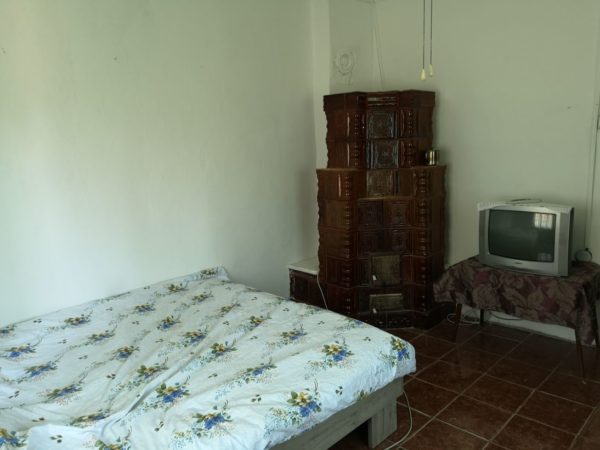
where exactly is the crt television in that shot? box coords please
[478,200,574,276]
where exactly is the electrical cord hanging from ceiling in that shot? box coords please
[420,0,434,80]
[372,0,386,89]
[356,0,387,89]
[420,0,426,80]
[429,0,434,76]
[358,0,435,83]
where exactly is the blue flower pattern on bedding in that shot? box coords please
[0,267,415,449]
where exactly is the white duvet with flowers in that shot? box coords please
[0,268,415,450]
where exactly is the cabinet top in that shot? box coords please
[288,257,319,275]
[324,90,435,110]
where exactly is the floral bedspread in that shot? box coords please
[434,257,600,345]
[0,268,415,449]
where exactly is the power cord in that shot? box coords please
[382,391,413,450]
[316,271,329,310]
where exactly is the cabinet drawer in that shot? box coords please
[396,166,445,197]
[318,200,356,229]
[366,170,396,197]
[402,254,444,285]
[413,196,444,228]
[327,140,367,169]
[289,270,324,308]
[357,287,412,313]
[320,255,368,288]
[325,109,366,141]
[368,138,433,169]
[411,284,432,311]
[326,285,358,316]
[317,169,367,201]
[412,227,444,256]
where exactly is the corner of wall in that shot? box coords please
[310,0,331,170]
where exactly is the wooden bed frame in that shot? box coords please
[272,377,404,450]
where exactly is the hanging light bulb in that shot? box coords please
[420,0,426,81]
[428,0,434,77]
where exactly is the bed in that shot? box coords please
[0,268,415,449]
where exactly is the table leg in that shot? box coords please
[595,320,600,351]
[575,328,586,382]
[454,303,462,342]
[480,309,485,326]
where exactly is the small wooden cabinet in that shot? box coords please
[288,257,325,308]
[316,90,450,329]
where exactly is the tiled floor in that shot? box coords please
[329,321,600,450]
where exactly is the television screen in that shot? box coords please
[488,210,556,262]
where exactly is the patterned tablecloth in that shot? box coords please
[433,257,600,345]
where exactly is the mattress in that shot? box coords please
[0,268,415,449]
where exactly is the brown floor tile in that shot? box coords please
[493,416,574,450]
[488,357,551,388]
[579,407,600,443]
[330,332,597,450]
[462,333,520,355]
[480,323,531,341]
[523,333,575,353]
[416,360,483,393]
[539,372,600,406]
[402,378,457,415]
[402,419,486,450]
[437,395,511,439]
[464,375,531,412]
[387,404,430,443]
[426,320,480,343]
[518,391,593,434]
[413,354,436,374]
[389,328,423,342]
[507,335,574,370]
[557,346,600,382]
[570,436,600,450]
[442,347,501,373]
[410,335,455,358]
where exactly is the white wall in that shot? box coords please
[325,0,600,339]
[311,0,331,169]
[0,0,317,325]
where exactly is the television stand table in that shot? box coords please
[433,257,600,379]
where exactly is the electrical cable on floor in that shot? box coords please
[382,391,413,450]
[316,272,329,310]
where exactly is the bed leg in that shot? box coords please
[367,400,397,448]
